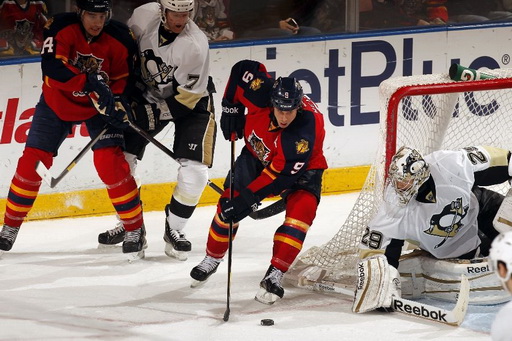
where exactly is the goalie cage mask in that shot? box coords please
[388,146,430,206]
[489,231,512,293]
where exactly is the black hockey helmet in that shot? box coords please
[270,77,303,111]
[76,0,111,12]
[76,0,112,24]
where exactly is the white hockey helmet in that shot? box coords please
[160,0,194,12]
[388,146,430,205]
[489,231,512,293]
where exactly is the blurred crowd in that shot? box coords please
[2,0,512,58]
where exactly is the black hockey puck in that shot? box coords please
[260,319,274,326]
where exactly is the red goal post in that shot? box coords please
[285,69,512,291]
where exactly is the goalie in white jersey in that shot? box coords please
[353,145,511,313]
[97,0,216,261]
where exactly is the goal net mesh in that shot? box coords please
[286,67,512,290]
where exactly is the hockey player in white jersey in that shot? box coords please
[489,231,512,341]
[353,145,510,313]
[97,0,216,261]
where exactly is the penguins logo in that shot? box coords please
[424,197,468,242]
[140,49,174,88]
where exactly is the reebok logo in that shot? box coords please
[222,106,240,114]
[357,263,365,290]
[467,264,490,274]
[392,300,447,322]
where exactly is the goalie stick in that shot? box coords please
[303,275,470,326]
[35,126,109,188]
[87,93,286,220]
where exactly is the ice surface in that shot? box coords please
[0,193,498,340]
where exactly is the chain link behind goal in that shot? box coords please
[286,68,512,291]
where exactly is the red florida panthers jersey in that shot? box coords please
[223,59,328,198]
[0,0,47,53]
[40,13,137,121]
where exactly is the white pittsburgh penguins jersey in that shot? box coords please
[128,3,210,106]
[363,147,503,259]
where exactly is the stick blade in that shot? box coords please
[223,308,230,321]
[451,274,470,326]
[35,161,56,188]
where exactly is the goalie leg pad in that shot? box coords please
[352,255,401,313]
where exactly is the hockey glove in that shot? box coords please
[130,103,161,131]
[99,95,130,130]
[84,73,115,117]
[220,98,245,141]
[219,188,260,223]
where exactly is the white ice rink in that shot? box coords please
[0,192,500,340]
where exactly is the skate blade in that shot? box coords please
[164,244,188,261]
[126,250,145,263]
[190,278,208,288]
[97,243,121,249]
[254,288,280,305]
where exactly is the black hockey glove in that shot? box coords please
[130,103,161,131]
[220,98,245,141]
[83,73,115,117]
[219,188,260,223]
[100,95,130,130]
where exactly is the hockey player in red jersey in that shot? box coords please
[190,60,328,304]
[0,0,47,56]
[0,0,147,260]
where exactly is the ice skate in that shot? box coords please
[122,225,147,262]
[255,265,284,305]
[163,204,191,261]
[190,255,221,288]
[0,225,19,252]
[98,221,125,247]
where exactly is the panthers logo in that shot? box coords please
[74,53,105,75]
[424,197,468,248]
[295,139,309,154]
[140,49,175,89]
[72,53,107,97]
[249,78,264,91]
[248,130,270,165]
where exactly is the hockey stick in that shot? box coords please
[223,136,236,322]
[36,126,109,188]
[304,275,470,326]
[88,93,285,220]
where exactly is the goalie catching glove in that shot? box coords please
[220,98,245,140]
[352,255,401,313]
[129,101,173,131]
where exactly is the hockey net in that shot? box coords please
[286,67,512,292]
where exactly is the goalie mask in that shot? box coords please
[489,231,512,293]
[388,146,430,205]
